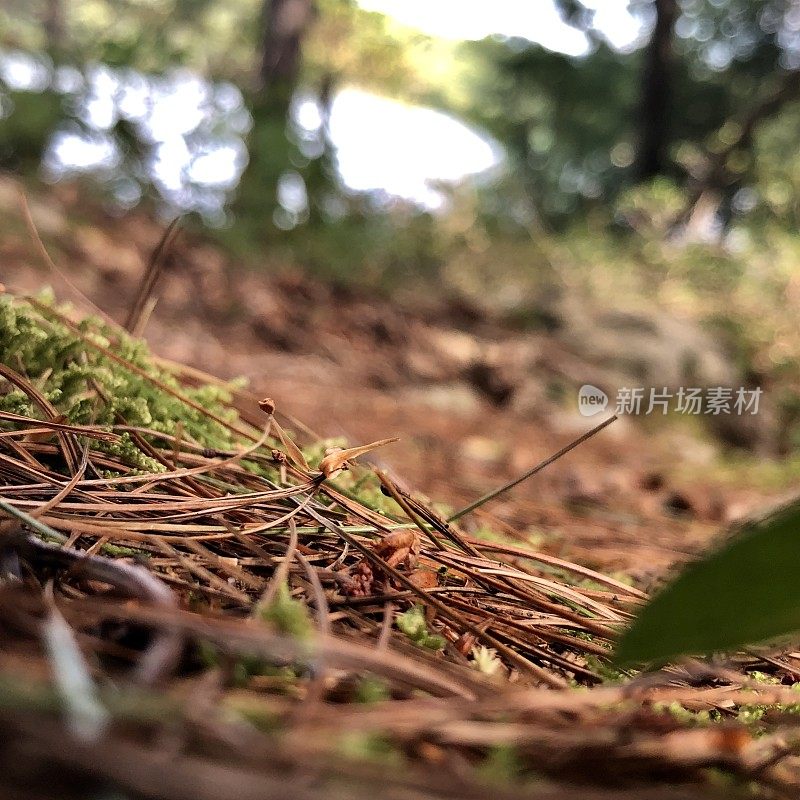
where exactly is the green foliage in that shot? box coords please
[615,499,800,666]
[459,39,638,221]
[7,0,800,247]
[395,605,446,650]
[0,293,240,471]
[438,0,800,223]
[1,0,260,77]
[748,99,800,229]
[0,90,64,171]
[307,0,446,98]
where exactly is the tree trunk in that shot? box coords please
[259,0,316,94]
[42,0,66,59]
[234,0,316,230]
[635,0,678,181]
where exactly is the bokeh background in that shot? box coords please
[3,0,800,578]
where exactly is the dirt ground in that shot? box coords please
[2,178,778,584]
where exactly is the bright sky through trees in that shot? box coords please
[356,0,643,54]
[25,1,644,213]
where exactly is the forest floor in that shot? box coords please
[4,178,800,800]
[2,178,779,582]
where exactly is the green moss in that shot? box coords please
[257,581,313,640]
[198,639,300,690]
[736,705,767,727]
[99,542,151,558]
[0,293,242,469]
[396,605,446,650]
[0,293,443,531]
[583,654,628,683]
[97,431,166,473]
[338,732,402,764]
[652,700,718,726]
[223,698,283,733]
[747,670,781,685]
[734,679,800,732]
[331,465,404,518]
[354,676,390,704]
[231,657,298,688]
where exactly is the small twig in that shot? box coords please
[125,217,182,334]
[448,415,617,522]
[16,185,121,330]
[377,601,394,651]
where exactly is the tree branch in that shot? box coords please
[674,69,800,229]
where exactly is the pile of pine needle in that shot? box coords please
[2,290,800,799]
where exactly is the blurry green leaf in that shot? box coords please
[615,500,800,666]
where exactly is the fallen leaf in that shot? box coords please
[318,437,399,478]
[272,418,310,471]
[408,569,439,590]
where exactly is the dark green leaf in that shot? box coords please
[615,499,800,666]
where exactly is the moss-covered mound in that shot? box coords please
[0,291,240,471]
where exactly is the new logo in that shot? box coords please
[578,384,608,417]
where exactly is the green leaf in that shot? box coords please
[615,500,800,666]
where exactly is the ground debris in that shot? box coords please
[1,291,799,799]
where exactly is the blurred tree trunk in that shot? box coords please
[234,0,317,230]
[259,0,316,92]
[635,0,678,181]
[43,0,65,57]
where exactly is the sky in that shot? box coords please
[330,1,642,206]
[357,0,642,55]
[326,89,502,209]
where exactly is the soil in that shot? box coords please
[2,177,779,585]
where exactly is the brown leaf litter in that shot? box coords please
[1,293,800,799]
